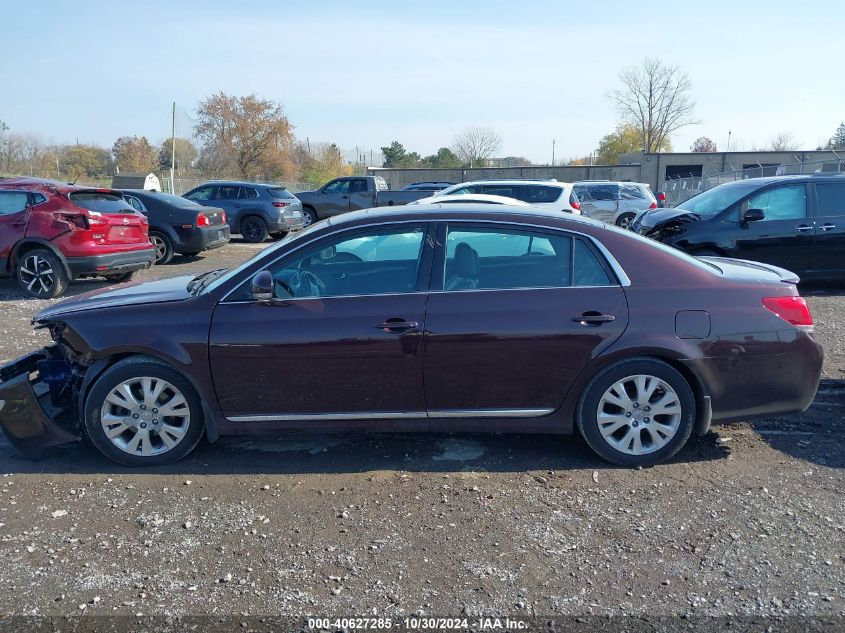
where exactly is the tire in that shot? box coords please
[615,213,636,229]
[302,207,317,227]
[240,216,268,243]
[149,231,174,264]
[84,357,205,466]
[15,248,69,299]
[576,357,696,467]
[104,272,134,283]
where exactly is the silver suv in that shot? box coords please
[573,181,658,229]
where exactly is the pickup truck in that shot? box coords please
[295,176,429,226]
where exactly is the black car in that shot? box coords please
[120,190,230,264]
[181,182,305,243]
[632,174,845,280]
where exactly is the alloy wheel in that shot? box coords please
[99,377,191,457]
[18,254,55,296]
[150,235,167,262]
[243,219,261,240]
[617,214,635,229]
[301,210,314,227]
[595,374,682,455]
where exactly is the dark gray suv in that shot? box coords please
[183,182,305,243]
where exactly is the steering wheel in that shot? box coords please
[299,270,326,296]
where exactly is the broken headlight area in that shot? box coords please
[0,344,83,459]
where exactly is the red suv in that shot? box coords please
[0,178,155,298]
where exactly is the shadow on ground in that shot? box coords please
[749,377,845,469]
[0,427,731,476]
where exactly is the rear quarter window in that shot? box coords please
[69,192,135,214]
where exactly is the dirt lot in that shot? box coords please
[0,241,843,630]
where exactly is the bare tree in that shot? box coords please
[453,126,502,168]
[20,133,43,176]
[609,58,697,154]
[766,132,799,152]
[690,136,717,152]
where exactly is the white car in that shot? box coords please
[425,180,581,214]
[408,193,529,206]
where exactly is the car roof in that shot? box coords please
[715,174,845,188]
[450,179,571,187]
[0,177,120,194]
[575,180,651,187]
[194,181,280,188]
[322,203,607,231]
[418,194,531,205]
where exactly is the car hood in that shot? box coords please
[631,209,701,233]
[35,274,195,321]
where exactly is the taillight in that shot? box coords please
[649,201,658,209]
[221,211,227,223]
[196,213,211,227]
[657,192,667,202]
[570,200,581,211]
[762,296,814,333]
[273,201,291,208]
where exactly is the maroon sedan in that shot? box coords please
[0,205,823,467]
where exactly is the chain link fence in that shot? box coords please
[659,157,845,207]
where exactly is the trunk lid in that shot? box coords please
[197,206,226,226]
[698,256,800,285]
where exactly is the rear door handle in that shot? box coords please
[376,319,419,332]
[821,223,836,231]
[796,224,813,232]
[572,313,616,325]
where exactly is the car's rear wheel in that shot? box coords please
[150,231,174,264]
[302,207,317,227]
[15,249,69,299]
[84,358,204,466]
[576,358,696,467]
[615,213,636,229]
[104,272,134,283]
[240,216,268,243]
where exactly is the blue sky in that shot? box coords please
[1,0,842,163]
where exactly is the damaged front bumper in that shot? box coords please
[0,347,80,459]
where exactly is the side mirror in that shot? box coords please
[250,270,273,301]
[743,208,765,222]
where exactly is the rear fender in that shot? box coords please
[10,239,72,278]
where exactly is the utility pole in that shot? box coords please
[727,129,732,153]
[170,102,176,194]
[551,139,555,166]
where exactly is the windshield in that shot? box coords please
[202,222,326,294]
[676,181,762,218]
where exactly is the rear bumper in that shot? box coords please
[0,349,80,459]
[267,217,305,233]
[66,247,155,278]
[177,225,231,253]
[682,330,823,423]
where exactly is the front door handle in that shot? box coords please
[820,223,837,231]
[572,313,616,326]
[796,224,813,232]
[376,319,419,332]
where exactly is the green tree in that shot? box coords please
[381,141,408,167]
[112,136,159,173]
[825,123,845,150]
[159,137,198,171]
[299,143,352,186]
[421,147,461,168]
[61,144,111,180]
[595,124,671,164]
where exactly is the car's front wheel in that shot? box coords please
[576,358,696,467]
[84,358,205,466]
[15,249,69,299]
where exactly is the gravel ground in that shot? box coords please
[0,241,843,631]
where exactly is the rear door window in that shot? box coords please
[744,185,807,221]
[218,185,241,200]
[620,185,645,200]
[481,184,523,199]
[69,192,136,214]
[239,187,259,199]
[588,184,620,201]
[0,191,29,215]
[815,182,845,216]
[349,179,369,194]
[524,185,564,203]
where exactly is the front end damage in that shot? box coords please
[0,345,82,459]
